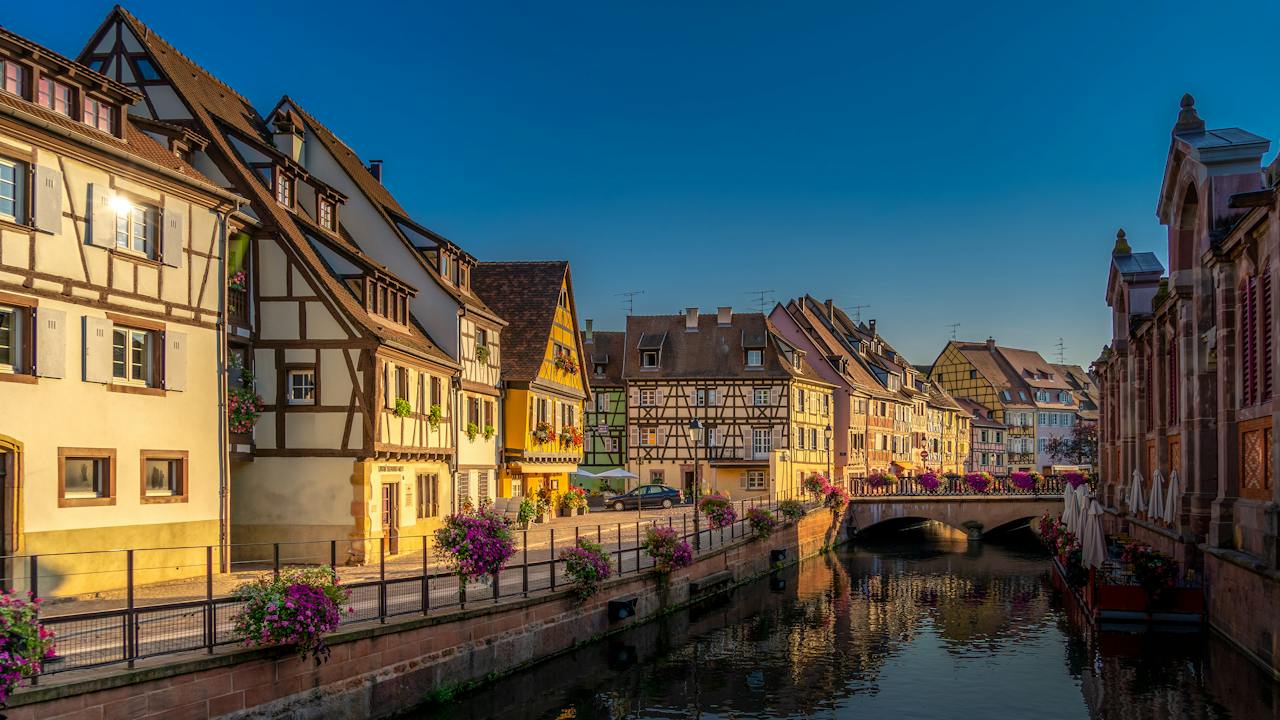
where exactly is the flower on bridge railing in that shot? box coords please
[1063,471,1089,489]
[964,471,994,493]
[560,538,613,600]
[1010,471,1042,491]
[777,499,806,522]
[918,472,940,491]
[822,482,850,510]
[0,592,55,707]
[434,506,517,581]
[801,474,828,497]
[866,472,896,489]
[699,493,737,529]
[746,507,779,539]
[643,526,693,574]
[232,567,350,664]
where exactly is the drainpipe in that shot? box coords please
[215,201,241,573]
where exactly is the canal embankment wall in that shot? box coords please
[3,507,847,719]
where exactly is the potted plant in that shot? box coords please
[642,526,693,574]
[866,472,896,492]
[232,567,350,664]
[822,482,850,510]
[227,359,264,434]
[918,472,940,492]
[964,471,994,493]
[559,424,584,449]
[516,498,537,530]
[394,397,412,418]
[476,345,490,364]
[1011,471,1041,492]
[560,538,613,600]
[0,592,55,709]
[427,403,443,428]
[482,424,496,440]
[534,487,554,523]
[699,493,737,529]
[465,422,479,441]
[434,506,516,582]
[552,353,577,374]
[746,508,778,539]
[228,269,246,291]
[801,474,827,497]
[777,499,805,522]
[533,421,555,444]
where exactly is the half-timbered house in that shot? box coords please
[261,98,507,513]
[0,25,240,590]
[80,8,460,561]
[580,323,627,485]
[622,308,833,501]
[472,262,589,499]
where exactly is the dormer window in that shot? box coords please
[318,197,336,230]
[458,264,469,289]
[745,349,763,367]
[439,253,451,282]
[37,77,74,117]
[641,350,659,368]
[558,288,568,309]
[82,97,115,134]
[1,60,27,98]
[364,275,409,325]
[274,169,294,207]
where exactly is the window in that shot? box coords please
[743,471,767,490]
[752,427,772,457]
[134,57,161,81]
[82,96,114,133]
[1001,390,1012,402]
[0,304,24,373]
[476,328,488,354]
[37,77,74,117]
[430,376,442,406]
[275,170,294,206]
[822,395,830,416]
[562,403,576,428]
[416,473,439,518]
[112,327,155,386]
[594,362,606,376]
[536,397,549,423]
[753,387,770,406]
[639,388,656,407]
[1038,438,1047,452]
[396,367,410,405]
[1059,391,1071,404]
[287,367,316,404]
[640,426,658,446]
[796,388,805,411]
[115,202,158,257]
[795,428,805,450]
[439,253,450,281]
[484,399,494,427]
[746,349,763,367]
[140,451,187,503]
[0,158,24,222]
[595,392,607,411]
[1,60,27,98]
[318,197,335,230]
[558,288,568,309]
[58,448,115,507]
[468,397,480,425]
[641,350,658,368]
[695,387,716,406]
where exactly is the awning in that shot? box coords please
[891,460,915,471]
[595,468,638,480]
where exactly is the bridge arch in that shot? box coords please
[845,498,1058,541]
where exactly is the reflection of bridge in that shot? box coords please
[845,476,1065,539]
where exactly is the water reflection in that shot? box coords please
[415,522,1278,720]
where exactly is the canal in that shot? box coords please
[412,523,1280,719]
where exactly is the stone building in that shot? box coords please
[1096,95,1279,677]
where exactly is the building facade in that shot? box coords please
[956,399,1007,474]
[0,25,239,589]
[1096,94,1280,677]
[580,324,627,484]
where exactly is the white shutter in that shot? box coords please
[740,470,749,490]
[655,387,664,406]
[32,165,63,235]
[34,308,65,378]
[164,330,187,391]
[629,387,638,407]
[87,183,115,249]
[656,426,666,446]
[741,434,751,459]
[688,388,697,406]
[161,198,186,268]
[629,425,639,448]
[82,316,113,384]
[772,425,782,451]
[383,362,393,408]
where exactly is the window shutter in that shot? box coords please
[34,308,65,378]
[32,165,62,235]
[740,471,749,490]
[87,183,115,249]
[772,386,782,406]
[689,388,697,405]
[656,426,666,446]
[741,436,751,459]
[83,316,113,383]
[655,387,664,405]
[629,387,639,406]
[629,425,639,448]
[384,362,393,408]
[161,198,186,268]
[772,425,783,449]
[164,330,187,391]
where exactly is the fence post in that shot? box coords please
[522,530,529,597]
[28,555,38,685]
[422,537,431,614]
[492,568,500,603]
[635,522,641,572]
[550,529,556,591]
[205,546,214,654]
[330,540,338,569]
[272,543,280,580]
[379,536,387,624]
[126,549,135,668]
[597,524,602,544]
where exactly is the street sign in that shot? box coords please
[596,423,608,436]
[921,450,929,460]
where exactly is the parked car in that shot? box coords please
[609,484,683,511]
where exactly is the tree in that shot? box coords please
[1044,422,1098,468]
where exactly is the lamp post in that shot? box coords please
[825,423,834,488]
[687,418,703,550]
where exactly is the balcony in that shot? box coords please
[228,287,250,328]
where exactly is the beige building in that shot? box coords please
[0,26,240,590]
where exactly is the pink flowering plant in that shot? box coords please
[0,592,55,706]
[1010,471,1041,492]
[866,472,896,490]
[232,567,349,664]
[918,472,940,491]
[1063,471,1089,489]
[964,471,994,493]
[434,506,517,581]
[643,526,693,574]
[822,481,850,510]
[227,358,264,434]
[801,474,828,497]
[560,538,613,600]
[746,508,778,539]
[699,494,737,529]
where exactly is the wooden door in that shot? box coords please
[381,483,400,555]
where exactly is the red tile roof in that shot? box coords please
[472,261,577,384]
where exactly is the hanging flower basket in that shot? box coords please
[0,592,55,707]
[434,507,516,581]
[532,421,555,444]
[642,526,693,574]
[1063,471,1089,489]
[427,404,443,428]
[823,483,850,510]
[228,270,246,291]
[559,424,584,448]
[867,472,896,490]
[964,472,994,493]
[801,474,828,497]
[232,567,350,664]
[227,359,264,434]
[1010,471,1040,492]
[746,508,778,539]
[699,494,737,529]
[918,472,940,491]
[560,538,613,600]
[552,354,578,374]
[777,499,805,522]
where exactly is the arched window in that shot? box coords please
[1166,325,1179,425]
[1172,184,1199,272]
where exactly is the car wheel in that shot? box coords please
[614,501,625,512]
[662,499,673,509]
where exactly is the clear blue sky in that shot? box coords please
[10,1,1280,368]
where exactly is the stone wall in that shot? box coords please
[1204,548,1280,679]
[5,507,846,720]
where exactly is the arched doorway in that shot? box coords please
[1173,183,1199,273]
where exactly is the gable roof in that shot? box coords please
[472,261,573,382]
[954,397,1004,428]
[582,330,625,388]
[779,298,890,398]
[99,8,452,366]
[948,340,1035,407]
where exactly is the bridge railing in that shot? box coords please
[849,474,1067,498]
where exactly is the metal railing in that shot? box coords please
[5,499,798,679]
[849,474,1068,498]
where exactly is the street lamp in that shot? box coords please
[687,418,703,550]
[825,424,834,487]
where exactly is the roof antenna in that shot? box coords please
[1055,337,1066,364]
[849,304,871,324]
[615,290,644,316]
[745,290,775,314]
[947,323,960,341]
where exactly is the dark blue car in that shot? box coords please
[609,484,683,511]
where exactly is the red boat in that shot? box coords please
[1050,556,1205,630]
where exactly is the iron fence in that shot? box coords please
[5,498,796,679]
[849,473,1069,498]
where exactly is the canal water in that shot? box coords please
[413,523,1280,719]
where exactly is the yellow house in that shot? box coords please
[472,262,589,498]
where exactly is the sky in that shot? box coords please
[9,1,1280,368]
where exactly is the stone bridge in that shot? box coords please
[844,496,1061,540]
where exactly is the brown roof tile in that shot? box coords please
[472,261,572,382]
[582,330,625,388]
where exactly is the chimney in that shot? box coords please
[584,319,594,343]
[368,159,383,184]
[824,299,834,322]
[684,307,699,331]
[986,336,996,350]
[717,306,732,326]
[868,319,877,337]
[272,116,303,163]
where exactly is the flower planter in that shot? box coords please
[518,520,531,531]
[559,508,573,518]
[535,513,551,524]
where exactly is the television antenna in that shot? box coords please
[1055,337,1066,364]
[849,304,871,324]
[615,290,644,316]
[946,323,961,341]
[745,290,775,314]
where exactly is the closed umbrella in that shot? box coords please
[1081,498,1107,570]
[1074,484,1089,529]
[1128,469,1146,516]
[1163,470,1181,525]
[1062,483,1079,530]
[1148,469,1165,524]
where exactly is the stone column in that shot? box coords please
[1211,262,1240,549]
[1182,267,1218,543]
[1154,327,1170,479]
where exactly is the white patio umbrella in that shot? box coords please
[1128,469,1146,516]
[1062,484,1080,531]
[1148,469,1165,524]
[1074,484,1090,529]
[1163,470,1181,525]
[595,468,638,480]
[1081,498,1107,570]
